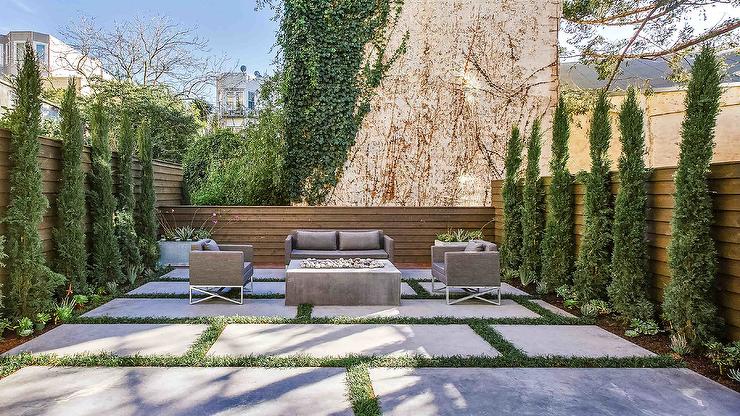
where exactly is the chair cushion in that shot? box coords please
[432,262,445,275]
[242,262,254,282]
[295,231,337,250]
[291,249,389,259]
[202,239,220,251]
[464,240,486,252]
[339,231,381,251]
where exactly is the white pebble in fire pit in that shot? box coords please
[299,258,385,269]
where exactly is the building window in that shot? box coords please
[247,91,255,110]
[34,42,47,65]
[0,44,5,67]
[14,42,25,65]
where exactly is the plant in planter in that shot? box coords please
[435,228,486,246]
[156,208,229,266]
[15,316,34,337]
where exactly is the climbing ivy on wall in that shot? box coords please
[278,0,408,204]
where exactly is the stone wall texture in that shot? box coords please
[328,0,560,206]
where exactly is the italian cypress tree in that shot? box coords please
[520,120,545,286]
[88,103,124,286]
[4,43,65,317]
[573,91,613,302]
[541,96,575,293]
[136,121,159,269]
[114,113,142,274]
[608,87,654,321]
[663,45,722,347]
[501,126,524,281]
[53,80,88,292]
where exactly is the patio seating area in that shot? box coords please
[2,263,739,415]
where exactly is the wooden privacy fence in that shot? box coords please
[156,206,496,265]
[0,128,184,283]
[492,161,740,340]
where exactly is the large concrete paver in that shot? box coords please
[312,299,539,319]
[531,299,576,318]
[492,325,654,357]
[159,268,288,281]
[0,366,352,416]
[400,269,432,280]
[128,281,417,296]
[207,324,499,358]
[419,281,529,296]
[82,298,297,318]
[369,367,740,416]
[160,267,189,280]
[2,324,207,356]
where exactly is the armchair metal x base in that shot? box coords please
[189,286,244,305]
[431,279,502,305]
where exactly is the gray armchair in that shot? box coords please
[430,240,501,305]
[189,241,254,305]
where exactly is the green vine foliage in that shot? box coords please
[520,120,545,286]
[608,87,654,321]
[541,97,575,293]
[574,91,613,302]
[136,121,159,269]
[279,0,407,204]
[663,45,722,347]
[501,126,524,281]
[53,80,88,293]
[114,113,142,274]
[4,43,65,317]
[88,103,124,286]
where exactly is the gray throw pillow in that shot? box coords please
[464,240,486,252]
[339,231,381,251]
[295,230,337,250]
[202,239,220,251]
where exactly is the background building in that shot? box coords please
[215,68,263,130]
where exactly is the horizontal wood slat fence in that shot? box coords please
[492,161,740,340]
[156,206,496,266]
[0,128,184,284]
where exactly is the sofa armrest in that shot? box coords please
[444,251,500,287]
[384,235,395,263]
[285,234,293,265]
[218,244,254,262]
[189,250,245,286]
[431,245,465,263]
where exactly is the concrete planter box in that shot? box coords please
[434,240,469,247]
[158,239,207,267]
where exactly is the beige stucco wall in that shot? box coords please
[562,85,740,174]
[328,0,560,206]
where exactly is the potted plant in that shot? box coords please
[434,228,485,246]
[156,208,225,266]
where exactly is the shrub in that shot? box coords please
[88,103,124,286]
[135,121,159,269]
[520,120,545,286]
[114,114,142,274]
[663,45,722,348]
[3,43,65,318]
[501,126,524,281]
[607,87,654,321]
[625,319,660,338]
[573,91,613,302]
[540,96,575,292]
[53,80,88,292]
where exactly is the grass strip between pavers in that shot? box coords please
[346,363,382,416]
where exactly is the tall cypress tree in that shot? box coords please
[88,103,123,286]
[663,46,722,347]
[53,80,88,292]
[136,121,159,269]
[541,96,575,292]
[501,126,524,281]
[608,87,653,320]
[4,43,65,317]
[114,113,142,273]
[520,120,545,286]
[574,91,613,302]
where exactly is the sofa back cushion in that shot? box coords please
[339,230,381,251]
[464,240,487,252]
[202,239,220,251]
[295,230,337,250]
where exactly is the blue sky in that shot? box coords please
[2,0,279,73]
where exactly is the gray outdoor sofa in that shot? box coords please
[189,240,254,304]
[285,230,395,265]
[431,240,501,305]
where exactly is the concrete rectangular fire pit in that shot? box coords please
[285,259,401,306]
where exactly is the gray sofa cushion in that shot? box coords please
[432,262,445,275]
[339,231,381,251]
[291,249,389,260]
[295,231,337,250]
[464,240,486,252]
[202,239,220,251]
